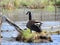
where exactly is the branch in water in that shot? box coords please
[2,16,23,33]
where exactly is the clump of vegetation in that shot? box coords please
[22,28,33,39]
[16,28,53,43]
[55,0,60,7]
[0,0,15,11]
[16,28,33,42]
[49,30,60,35]
[14,0,21,8]
[0,0,59,11]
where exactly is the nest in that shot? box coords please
[16,30,53,43]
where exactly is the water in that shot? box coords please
[1,21,60,45]
[1,32,60,45]
[1,21,60,31]
[1,35,60,45]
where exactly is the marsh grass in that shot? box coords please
[0,0,56,11]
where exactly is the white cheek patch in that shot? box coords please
[34,23,41,27]
[35,23,41,25]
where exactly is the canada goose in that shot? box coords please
[26,11,42,33]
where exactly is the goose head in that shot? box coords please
[26,11,32,20]
[26,11,31,15]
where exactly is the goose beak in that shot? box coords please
[40,22,43,24]
[26,12,28,15]
[26,11,31,15]
[26,11,29,15]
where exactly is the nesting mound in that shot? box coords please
[16,28,53,43]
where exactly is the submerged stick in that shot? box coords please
[0,16,2,40]
[2,16,23,34]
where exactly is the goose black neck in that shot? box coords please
[29,13,32,20]
[26,11,32,20]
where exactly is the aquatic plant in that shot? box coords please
[22,28,33,39]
